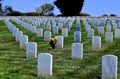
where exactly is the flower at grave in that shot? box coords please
[49,37,57,49]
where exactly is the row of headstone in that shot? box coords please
[11,18,67,39]
[37,47,118,78]
[11,18,37,33]
[6,18,66,51]
[10,17,120,52]
[4,18,119,78]
[4,19,38,60]
[37,53,118,78]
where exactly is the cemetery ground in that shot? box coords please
[0,19,120,79]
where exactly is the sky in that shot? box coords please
[2,0,120,16]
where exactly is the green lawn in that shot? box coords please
[0,18,120,79]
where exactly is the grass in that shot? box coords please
[0,18,120,79]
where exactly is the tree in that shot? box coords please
[3,5,13,15]
[54,0,84,16]
[0,0,4,14]
[36,3,54,16]
[110,14,117,17]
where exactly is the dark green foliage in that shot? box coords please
[80,13,91,16]
[7,12,40,16]
[54,0,84,16]
[110,14,117,17]
[102,14,109,17]
[7,11,22,16]
[24,12,40,16]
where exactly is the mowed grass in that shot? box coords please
[0,18,120,79]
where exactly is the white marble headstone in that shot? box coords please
[88,29,94,38]
[74,31,81,42]
[38,53,53,77]
[106,24,111,32]
[13,27,19,37]
[26,42,37,59]
[115,29,120,38]
[102,54,118,79]
[92,36,101,51]
[113,24,117,30]
[44,31,51,41]
[36,28,43,37]
[15,31,23,42]
[71,43,83,59]
[20,35,28,49]
[105,32,113,43]
[31,26,37,33]
[46,24,51,31]
[62,28,68,37]
[53,26,58,34]
[55,36,64,48]
[98,27,104,34]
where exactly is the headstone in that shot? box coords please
[113,24,117,30]
[13,27,19,37]
[106,24,111,32]
[75,26,81,31]
[98,27,104,34]
[66,24,71,31]
[36,28,43,37]
[52,26,58,34]
[71,43,83,59]
[106,19,111,24]
[102,54,118,79]
[44,31,51,41]
[31,26,37,33]
[46,23,51,31]
[115,29,120,38]
[62,28,68,37]
[92,36,101,51]
[88,29,94,38]
[26,42,37,59]
[105,32,113,43]
[20,35,28,49]
[40,23,45,28]
[55,36,64,48]
[15,31,23,42]
[74,31,81,42]
[38,53,53,77]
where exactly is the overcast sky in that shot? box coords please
[2,0,120,16]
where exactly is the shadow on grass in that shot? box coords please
[28,72,37,77]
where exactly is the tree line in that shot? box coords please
[0,0,118,16]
